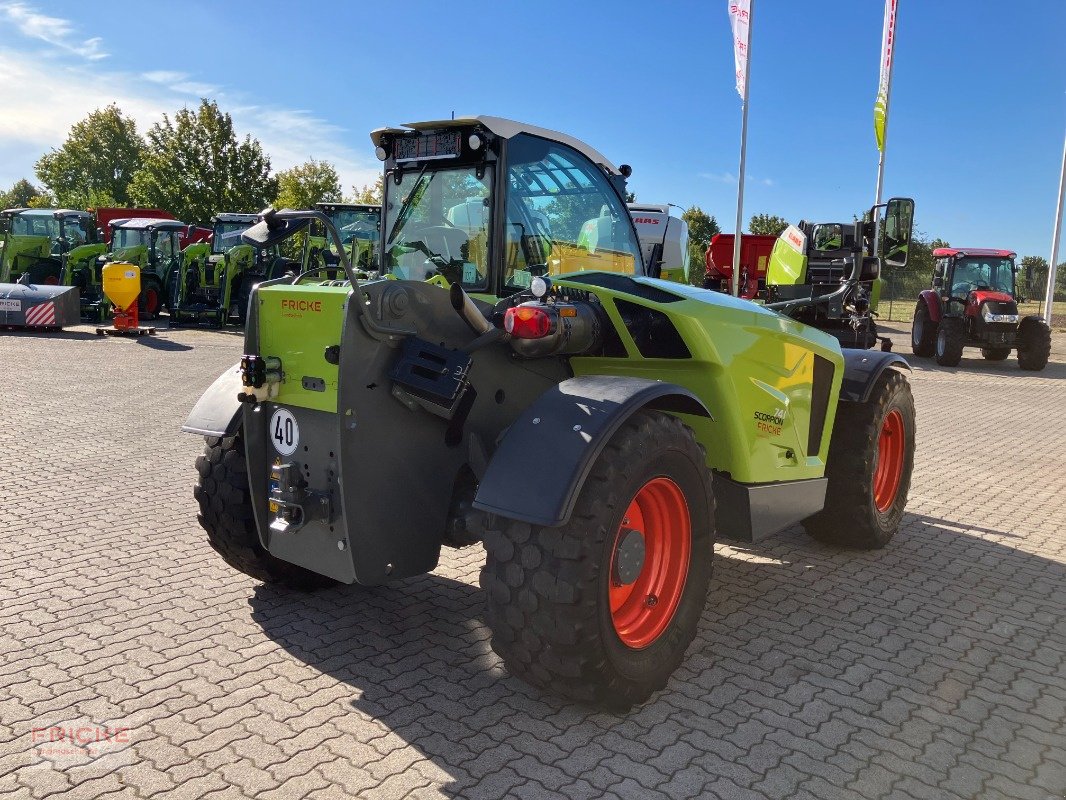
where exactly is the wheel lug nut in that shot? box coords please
[646,594,658,607]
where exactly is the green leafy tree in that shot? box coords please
[0,179,50,209]
[274,158,341,210]
[34,104,145,208]
[1020,255,1048,300]
[748,213,789,236]
[681,205,721,286]
[129,99,277,223]
[349,175,384,204]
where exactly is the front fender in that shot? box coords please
[473,376,711,528]
[918,289,942,323]
[839,350,910,403]
[181,362,243,437]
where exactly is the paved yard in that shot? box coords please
[1,321,1064,800]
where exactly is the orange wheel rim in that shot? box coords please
[609,477,691,649]
[873,409,905,513]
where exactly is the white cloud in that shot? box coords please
[0,25,379,197]
[0,1,108,60]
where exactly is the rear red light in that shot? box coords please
[504,305,552,339]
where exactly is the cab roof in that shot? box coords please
[934,247,1016,259]
[2,207,91,219]
[212,213,259,224]
[370,115,622,175]
[316,202,381,212]
[110,217,186,231]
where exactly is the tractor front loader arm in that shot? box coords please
[473,375,711,528]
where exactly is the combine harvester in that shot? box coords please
[0,208,103,330]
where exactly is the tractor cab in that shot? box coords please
[171,213,296,328]
[304,203,381,275]
[0,208,101,284]
[95,218,186,319]
[931,248,1017,302]
[371,116,644,297]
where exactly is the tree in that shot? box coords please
[0,179,51,209]
[274,159,341,210]
[128,99,277,223]
[681,206,720,250]
[681,206,721,286]
[35,104,145,208]
[349,176,384,204]
[748,213,789,236]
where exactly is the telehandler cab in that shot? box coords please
[184,116,916,709]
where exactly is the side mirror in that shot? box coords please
[881,197,914,268]
[242,208,312,248]
[932,276,943,288]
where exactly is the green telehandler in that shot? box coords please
[183,116,916,709]
[171,213,298,327]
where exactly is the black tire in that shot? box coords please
[910,301,935,357]
[195,432,336,590]
[934,317,965,366]
[1016,316,1051,371]
[138,279,163,321]
[480,411,714,710]
[980,347,1011,361]
[803,370,915,549]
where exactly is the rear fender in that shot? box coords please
[473,376,711,527]
[839,350,910,403]
[181,363,243,437]
[918,289,942,323]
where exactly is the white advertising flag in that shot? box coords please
[874,0,898,152]
[729,1,752,98]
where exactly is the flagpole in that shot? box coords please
[1045,121,1066,324]
[731,0,754,298]
[874,0,897,208]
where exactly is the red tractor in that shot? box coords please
[911,247,1051,370]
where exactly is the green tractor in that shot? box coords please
[302,202,381,277]
[171,213,298,327]
[763,203,914,351]
[92,218,187,321]
[0,208,106,286]
[183,116,917,709]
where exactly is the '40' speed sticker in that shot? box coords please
[270,408,299,456]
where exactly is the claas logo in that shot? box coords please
[281,299,322,312]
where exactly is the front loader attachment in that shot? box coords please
[0,282,81,329]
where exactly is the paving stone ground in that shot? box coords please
[1,321,1064,800]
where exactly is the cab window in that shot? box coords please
[504,134,641,291]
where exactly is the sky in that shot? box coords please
[0,0,1064,260]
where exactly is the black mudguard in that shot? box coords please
[181,363,243,437]
[473,375,711,528]
[839,349,910,403]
